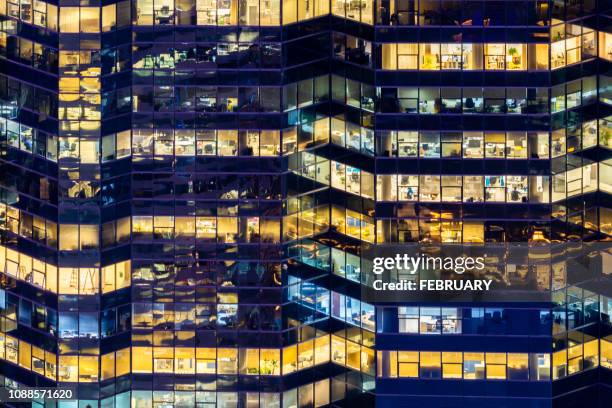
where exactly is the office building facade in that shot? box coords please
[0,0,611,407]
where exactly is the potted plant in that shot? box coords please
[508,47,520,66]
[422,54,435,69]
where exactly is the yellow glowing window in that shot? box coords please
[420,351,441,378]
[440,44,462,70]
[331,335,346,366]
[314,336,330,365]
[506,44,526,70]
[486,353,507,379]
[101,352,115,380]
[397,44,418,69]
[602,338,612,369]
[153,347,174,373]
[240,348,260,375]
[79,356,99,382]
[175,216,195,238]
[59,77,79,93]
[420,44,440,70]
[260,349,281,375]
[398,351,419,378]
[345,340,360,371]
[442,352,463,379]
[282,344,297,374]
[81,77,101,93]
[58,356,78,382]
[217,292,238,303]
[18,340,31,370]
[114,348,131,374]
[583,339,598,369]
[59,7,79,32]
[5,336,18,364]
[507,353,528,380]
[31,346,45,376]
[361,346,375,375]
[196,348,216,374]
[298,339,314,370]
[218,217,238,243]
[217,348,238,374]
[377,350,398,378]
[132,347,153,373]
[175,347,195,374]
[381,44,397,70]
[567,343,583,375]
[102,4,116,31]
[485,44,506,70]
[80,7,100,33]
[196,217,216,240]
[45,351,56,380]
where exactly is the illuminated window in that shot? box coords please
[196,348,216,374]
[419,175,440,202]
[442,352,463,379]
[132,347,153,373]
[260,348,281,375]
[440,44,462,70]
[218,348,238,374]
[485,176,505,202]
[102,4,116,31]
[486,353,507,379]
[602,337,612,369]
[240,348,260,375]
[506,132,527,158]
[59,7,99,32]
[261,0,280,25]
[58,356,78,382]
[420,351,441,379]
[59,7,79,32]
[600,31,612,61]
[175,347,195,374]
[463,176,484,203]
[298,340,314,370]
[464,352,485,379]
[484,133,505,158]
[377,350,398,378]
[361,345,375,375]
[115,348,130,377]
[80,7,100,32]
[394,131,416,157]
[313,336,330,366]
[506,176,528,203]
[507,353,529,380]
[441,176,462,202]
[485,44,505,70]
[6,336,18,364]
[31,346,44,376]
[419,44,440,70]
[331,335,345,366]
[397,351,418,377]
[506,44,526,70]
[79,355,99,382]
[101,352,115,380]
[18,340,31,369]
[398,44,418,69]
[282,344,297,374]
[398,175,418,201]
[45,351,57,380]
